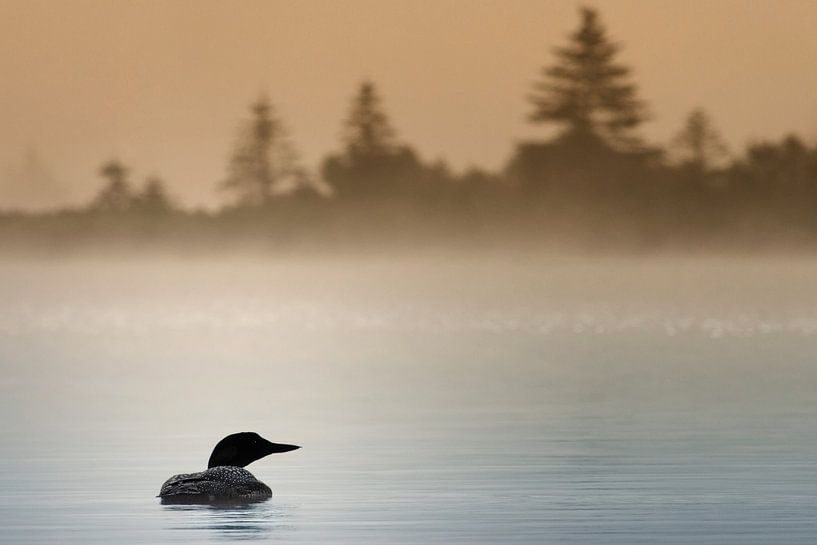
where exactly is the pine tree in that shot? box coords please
[221,95,303,206]
[323,81,424,200]
[343,81,397,158]
[92,159,133,212]
[671,109,728,172]
[529,7,647,149]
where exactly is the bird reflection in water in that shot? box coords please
[163,501,291,541]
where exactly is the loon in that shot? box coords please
[158,432,300,504]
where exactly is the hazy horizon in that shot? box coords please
[4,5,817,540]
[2,0,817,209]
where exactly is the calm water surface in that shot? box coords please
[1,255,816,544]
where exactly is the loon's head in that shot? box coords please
[207,432,300,469]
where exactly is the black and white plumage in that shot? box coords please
[158,432,299,504]
[159,466,272,502]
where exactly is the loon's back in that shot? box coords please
[158,432,299,504]
[159,466,271,503]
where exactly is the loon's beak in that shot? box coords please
[266,442,300,454]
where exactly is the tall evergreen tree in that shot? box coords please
[671,109,728,172]
[221,95,303,206]
[323,81,423,200]
[343,81,397,158]
[668,110,730,228]
[529,7,647,149]
[92,159,133,212]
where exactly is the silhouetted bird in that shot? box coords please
[158,432,300,504]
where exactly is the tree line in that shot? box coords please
[3,6,817,252]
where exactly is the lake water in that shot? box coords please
[1,254,817,544]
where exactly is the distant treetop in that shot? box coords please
[343,81,398,158]
[220,95,305,206]
[528,6,648,150]
[92,158,132,212]
[322,80,431,200]
[671,108,729,172]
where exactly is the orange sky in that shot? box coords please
[1,0,816,208]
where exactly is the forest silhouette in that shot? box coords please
[2,6,817,254]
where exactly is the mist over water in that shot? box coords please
[2,254,817,543]
[2,1,816,541]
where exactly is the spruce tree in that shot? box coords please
[672,109,728,172]
[221,95,303,206]
[323,81,423,200]
[529,7,647,149]
[343,81,397,158]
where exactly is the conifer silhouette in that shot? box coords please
[221,96,303,206]
[529,7,647,149]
